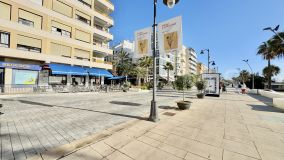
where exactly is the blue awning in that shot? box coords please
[87,68,113,77]
[108,76,126,80]
[49,64,88,76]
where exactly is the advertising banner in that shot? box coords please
[158,16,182,54]
[134,27,152,58]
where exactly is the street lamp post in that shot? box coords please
[200,49,210,73]
[242,59,255,89]
[149,0,180,122]
[263,25,284,42]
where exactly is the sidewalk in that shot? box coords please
[32,93,284,160]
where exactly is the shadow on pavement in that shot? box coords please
[15,99,147,120]
[248,94,273,105]
[109,101,142,106]
[18,100,54,107]
[248,104,284,113]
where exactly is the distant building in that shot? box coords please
[176,46,197,76]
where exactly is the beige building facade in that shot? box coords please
[0,0,114,91]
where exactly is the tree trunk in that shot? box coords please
[268,59,271,90]
[183,90,185,101]
[138,77,141,86]
[167,70,170,84]
[146,67,149,83]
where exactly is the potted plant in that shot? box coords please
[195,80,206,99]
[122,81,130,92]
[174,75,193,110]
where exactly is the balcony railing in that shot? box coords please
[92,58,112,65]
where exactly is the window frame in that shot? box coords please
[18,18,35,28]
[75,14,91,26]
[51,26,71,38]
[17,44,41,53]
[0,31,10,48]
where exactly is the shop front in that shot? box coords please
[0,61,41,93]
[48,63,113,86]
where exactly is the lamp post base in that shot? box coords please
[149,100,159,122]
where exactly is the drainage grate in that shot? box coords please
[163,112,176,116]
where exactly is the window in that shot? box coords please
[0,2,11,20]
[75,48,90,61]
[75,10,91,25]
[77,0,91,8]
[0,32,10,48]
[18,18,34,27]
[17,44,41,53]
[17,35,42,53]
[52,27,71,38]
[75,29,91,43]
[76,14,90,25]
[50,43,71,57]
[18,9,42,29]
[52,0,73,17]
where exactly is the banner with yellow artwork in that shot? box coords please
[134,27,152,58]
[158,16,182,54]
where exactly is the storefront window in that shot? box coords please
[12,69,38,85]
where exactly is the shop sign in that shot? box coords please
[0,62,41,71]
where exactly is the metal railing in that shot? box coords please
[0,84,124,94]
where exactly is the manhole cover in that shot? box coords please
[163,112,176,116]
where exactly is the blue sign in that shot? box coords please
[0,62,41,71]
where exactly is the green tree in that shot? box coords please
[262,65,280,88]
[163,62,174,84]
[113,49,132,77]
[239,70,250,83]
[271,32,284,58]
[138,56,153,83]
[257,40,279,89]
[130,65,147,86]
[174,75,193,101]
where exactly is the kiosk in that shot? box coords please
[202,73,221,97]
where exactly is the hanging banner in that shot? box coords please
[158,16,182,54]
[134,27,152,58]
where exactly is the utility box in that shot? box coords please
[202,73,221,97]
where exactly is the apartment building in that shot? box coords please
[175,46,197,76]
[0,0,114,91]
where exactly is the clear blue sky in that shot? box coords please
[110,0,284,81]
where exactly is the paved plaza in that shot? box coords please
[41,92,284,160]
[0,90,189,160]
[1,90,284,160]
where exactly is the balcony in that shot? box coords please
[93,44,113,55]
[94,0,114,11]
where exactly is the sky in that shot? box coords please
[110,0,284,81]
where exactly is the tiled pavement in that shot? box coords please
[49,92,284,160]
[0,90,190,160]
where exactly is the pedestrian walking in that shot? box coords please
[241,83,246,94]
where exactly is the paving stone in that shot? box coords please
[223,139,260,159]
[184,153,209,160]
[223,150,258,160]
[90,141,115,157]
[188,140,223,160]
[158,143,187,158]
[106,151,133,160]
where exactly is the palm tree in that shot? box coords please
[263,65,280,89]
[239,70,250,84]
[271,32,284,58]
[163,62,174,84]
[113,49,131,77]
[257,40,278,89]
[138,56,153,83]
[130,65,147,86]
